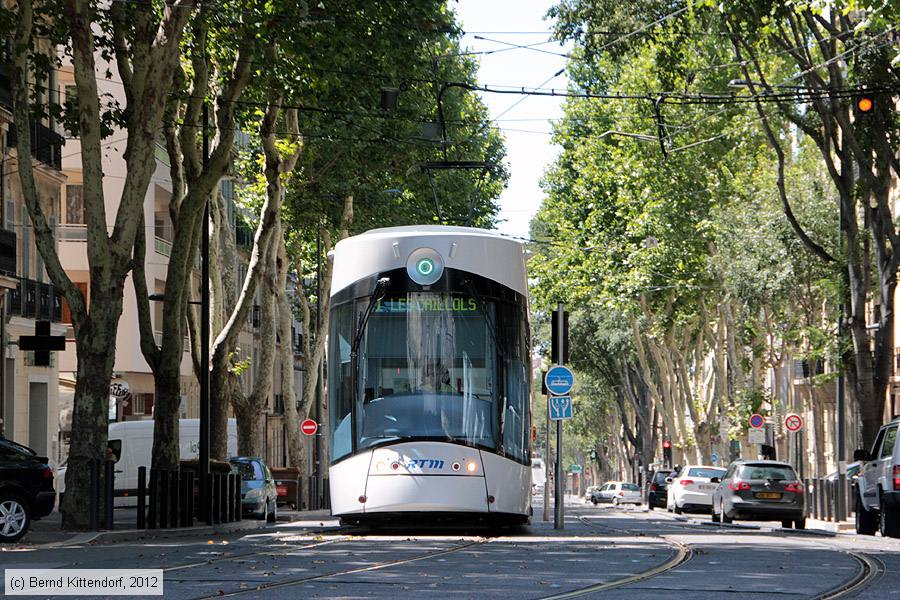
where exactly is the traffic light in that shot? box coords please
[857,95,874,113]
[662,438,672,468]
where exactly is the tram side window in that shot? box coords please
[501,301,530,462]
[329,302,354,461]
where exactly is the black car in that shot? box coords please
[0,436,55,542]
[647,469,674,510]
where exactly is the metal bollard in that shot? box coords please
[171,469,179,527]
[137,467,147,529]
[89,458,100,531]
[219,474,227,523]
[104,459,114,530]
[226,474,234,522]
[213,474,221,525]
[187,472,195,527]
[205,473,214,526]
[235,474,243,521]
[824,480,833,521]
[816,478,824,520]
[179,472,189,527]
[160,470,170,529]
[323,478,330,510]
[837,473,847,522]
[147,470,157,529]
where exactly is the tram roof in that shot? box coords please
[331,225,528,296]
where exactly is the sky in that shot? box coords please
[453,0,571,241]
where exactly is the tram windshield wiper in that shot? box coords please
[351,277,391,357]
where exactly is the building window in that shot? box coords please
[21,206,29,279]
[65,185,86,224]
[132,393,153,416]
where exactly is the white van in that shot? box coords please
[57,419,237,506]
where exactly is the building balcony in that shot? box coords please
[7,277,63,322]
[8,119,64,171]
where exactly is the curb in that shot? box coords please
[33,519,273,549]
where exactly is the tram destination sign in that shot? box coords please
[375,297,478,313]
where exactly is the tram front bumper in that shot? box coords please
[362,474,489,513]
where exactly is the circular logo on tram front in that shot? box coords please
[416,258,435,276]
[406,248,444,285]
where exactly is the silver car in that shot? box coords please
[592,481,642,506]
[711,460,805,529]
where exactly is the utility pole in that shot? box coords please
[199,102,211,525]
[554,302,565,530]
[835,199,846,522]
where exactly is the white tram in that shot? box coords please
[327,226,532,526]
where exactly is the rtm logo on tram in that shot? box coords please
[405,459,445,469]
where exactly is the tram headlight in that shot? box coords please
[466,461,478,473]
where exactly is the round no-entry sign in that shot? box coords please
[784,413,803,433]
[748,413,765,429]
[301,419,318,436]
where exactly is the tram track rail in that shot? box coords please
[813,548,884,599]
[532,514,693,600]
[588,506,887,599]
[164,531,350,573]
[184,535,489,599]
[654,508,887,598]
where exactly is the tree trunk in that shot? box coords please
[276,232,303,467]
[209,99,301,458]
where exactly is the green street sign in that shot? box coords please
[569,464,582,474]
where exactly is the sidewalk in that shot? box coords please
[805,518,855,533]
[14,506,335,549]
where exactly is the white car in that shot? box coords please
[666,465,726,514]
[592,481,641,505]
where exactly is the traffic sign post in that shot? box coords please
[554,303,567,530]
[711,452,719,465]
[549,395,573,420]
[301,419,318,436]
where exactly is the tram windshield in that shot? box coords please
[329,289,530,462]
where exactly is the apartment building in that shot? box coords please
[0,64,68,465]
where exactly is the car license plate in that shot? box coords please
[699,484,716,491]
[755,492,781,499]
[276,485,287,496]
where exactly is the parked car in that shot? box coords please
[854,417,900,536]
[0,436,55,543]
[229,457,277,523]
[57,419,238,506]
[666,465,725,514]
[647,468,675,510]
[825,461,861,482]
[712,460,805,529]
[592,482,642,506]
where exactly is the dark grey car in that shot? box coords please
[712,460,805,529]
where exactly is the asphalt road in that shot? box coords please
[4,498,900,599]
